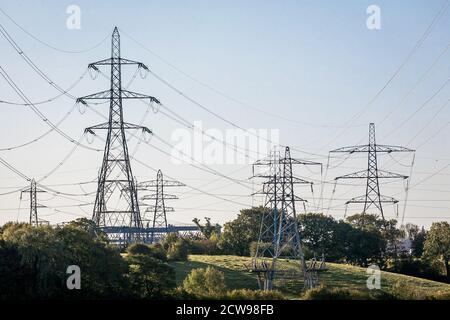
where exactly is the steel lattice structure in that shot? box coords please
[250,146,321,290]
[137,169,185,243]
[330,123,414,224]
[77,27,159,244]
[21,179,47,226]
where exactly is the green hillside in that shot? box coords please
[171,255,450,299]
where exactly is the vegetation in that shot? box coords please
[171,255,450,300]
[182,267,227,298]
[423,222,450,282]
[1,209,449,300]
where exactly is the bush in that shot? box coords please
[182,267,227,298]
[167,239,189,261]
[387,257,446,283]
[126,243,168,262]
[301,285,372,300]
[225,289,284,300]
[188,239,221,255]
[127,243,153,255]
[387,281,450,300]
[124,254,176,298]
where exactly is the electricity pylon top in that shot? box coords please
[330,123,414,224]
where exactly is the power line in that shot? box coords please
[0,7,109,54]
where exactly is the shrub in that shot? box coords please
[301,285,371,300]
[225,289,284,300]
[387,257,446,283]
[387,281,450,300]
[127,243,153,255]
[167,239,189,261]
[124,254,176,298]
[188,239,221,255]
[182,267,227,298]
[126,243,168,261]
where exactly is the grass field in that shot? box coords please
[170,255,450,299]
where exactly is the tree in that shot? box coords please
[193,217,221,239]
[218,207,268,256]
[297,213,338,260]
[0,221,128,299]
[182,267,226,298]
[423,222,450,282]
[411,227,427,258]
[124,254,176,298]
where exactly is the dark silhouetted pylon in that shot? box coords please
[21,178,46,226]
[77,27,159,244]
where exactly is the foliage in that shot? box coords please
[124,254,176,298]
[218,207,268,256]
[182,267,227,298]
[225,289,284,300]
[167,239,189,261]
[411,227,427,258]
[423,222,450,282]
[301,285,374,300]
[126,243,167,261]
[386,256,445,283]
[188,239,221,255]
[0,220,128,299]
[192,217,221,239]
[298,213,340,260]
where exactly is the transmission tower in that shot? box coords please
[77,27,159,244]
[250,146,321,290]
[330,123,414,225]
[21,179,47,226]
[137,169,185,243]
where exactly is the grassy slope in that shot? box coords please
[171,255,450,299]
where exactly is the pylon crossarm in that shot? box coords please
[284,158,321,166]
[121,90,160,104]
[88,58,149,70]
[335,170,368,180]
[85,122,151,134]
[330,144,369,153]
[345,194,398,204]
[146,205,175,212]
[142,194,178,200]
[374,144,415,153]
[76,90,111,103]
[377,170,408,179]
[137,180,185,188]
[290,176,313,185]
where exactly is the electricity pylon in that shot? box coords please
[77,27,159,244]
[21,179,46,226]
[250,146,321,290]
[330,123,414,225]
[137,169,185,243]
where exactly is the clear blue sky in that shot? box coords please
[0,0,449,228]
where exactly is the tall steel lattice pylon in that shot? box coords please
[250,146,321,290]
[77,27,160,244]
[137,169,185,243]
[20,179,47,226]
[330,123,414,225]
